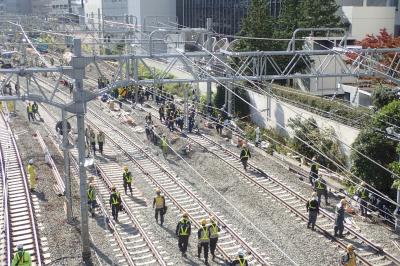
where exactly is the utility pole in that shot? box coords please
[62,109,72,222]
[184,84,188,131]
[206,18,213,116]
[72,38,91,260]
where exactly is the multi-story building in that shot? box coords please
[339,0,396,39]
[31,0,52,15]
[0,0,31,14]
[176,0,281,36]
[50,0,82,16]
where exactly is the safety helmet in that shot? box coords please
[311,192,317,197]
[347,244,354,251]
[111,185,116,191]
[238,249,244,257]
[29,159,33,164]
[210,216,216,223]
[182,212,188,218]
[242,144,247,148]
[89,183,93,187]
[361,181,366,186]
[124,166,128,171]
[156,188,161,194]
[340,199,347,206]
[201,219,207,226]
[17,244,23,250]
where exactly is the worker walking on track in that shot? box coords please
[27,159,37,192]
[89,129,96,156]
[27,102,34,122]
[87,183,96,217]
[176,213,191,257]
[12,244,31,266]
[122,166,133,195]
[229,250,248,266]
[153,188,166,226]
[240,144,251,171]
[306,192,319,230]
[161,135,168,157]
[198,219,210,265]
[97,131,105,155]
[208,216,220,261]
[309,157,319,186]
[334,199,347,237]
[341,244,356,266]
[32,102,39,120]
[109,186,121,222]
[356,182,369,216]
[314,176,329,205]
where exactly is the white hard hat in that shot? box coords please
[238,249,244,256]
[29,159,33,164]
[17,244,23,250]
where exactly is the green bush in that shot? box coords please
[270,85,371,128]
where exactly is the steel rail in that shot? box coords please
[85,108,270,265]
[0,127,11,265]
[0,112,43,265]
[190,132,400,266]
[38,100,167,266]
[35,130,65,195]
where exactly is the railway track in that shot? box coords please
[0,112,43,265]
[38,101,169,266]
[136,101,400,266]
[36,66,274,265]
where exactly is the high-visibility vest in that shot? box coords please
[239,258,247,266]
[308,200,318,210]
[111,192,120,205]
[123,171,132,183]
[27,165,36,178]
[27,105,33,113]
[316,179,325,190]
[97,133,105,143]
[242,148,249,159]
[89,133,96,143]
[88,188,95,201]
[155,196,164,209]
[161,139,168,148]
[179,220,190,236]
[199,227,209,243]
[359,188,368,199]
[210,223,219,238]
[12,250,31,265]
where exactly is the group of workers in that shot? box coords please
[84,127,105,156]
[26,102,39,122]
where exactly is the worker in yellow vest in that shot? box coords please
[240,144,251,171]
[208,216,220,261]
[26,102,34,122]
[198,219,210,265]
[153,188,166,226]
[176,213,191,257]
[27,159,37,192]
[12,244,31,266]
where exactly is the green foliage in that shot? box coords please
[351,100,400,195]
[237,0,277,52]
[372,86,397,109]
[288,116,346,171]
[234,87,251,118]
[299,0,343,29]
[271,86,370,128]
[213,85,225,109]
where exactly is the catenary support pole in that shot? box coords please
[133,58,139,104]
[184,84,188,131]
[206,18,213,116]
[62,108,73,222]
[72,38,91,260]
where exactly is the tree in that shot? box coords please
[371,86,397,109]
[299,0,343,29]
[346,29,400,77]
[351,100,400,195]
[237,0,276,52]
[213,85,225,109]
[288,116,346,170]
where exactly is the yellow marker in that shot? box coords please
[7,101,14,111]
